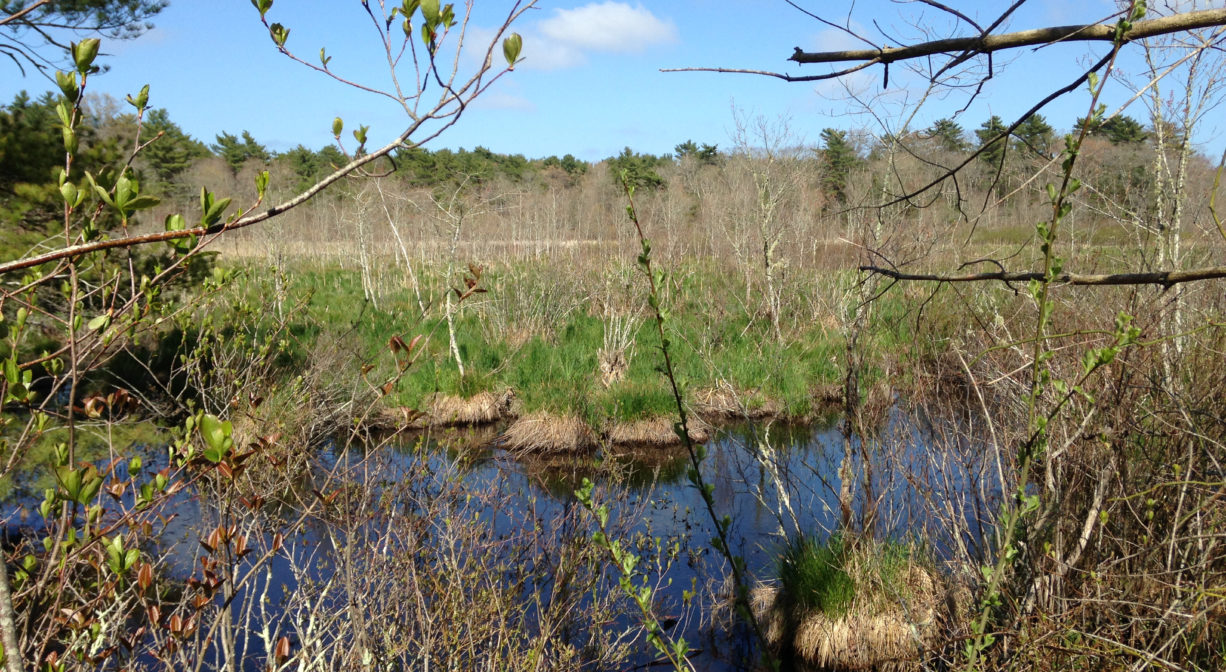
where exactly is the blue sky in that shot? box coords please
[4,1,1223,161]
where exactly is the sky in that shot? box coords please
[3,0,1224,161]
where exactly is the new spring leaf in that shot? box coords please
[503,33,522,67]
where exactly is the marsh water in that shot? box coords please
[3,404,999,670]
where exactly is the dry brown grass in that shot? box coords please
[605,416,711,446]
[692,386,783,420]
[372,389,517,430]
[425,389,518,426]
[750,563,964,671]
[502,411,597,454]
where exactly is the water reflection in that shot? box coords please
[3,404,1001,671]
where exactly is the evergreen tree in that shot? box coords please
[140,108,208,189]
[1014,113,1054,156]
[1101,115,1148,144]
[975,115,1009,168]
[1074,114,1149,145]
[212,130,271,174]
[928,118,968,152]
[0,91,61,189]
[608,147,666,190]
[819,128,857,202]
[278,145,327,192]
[674,139,720,166]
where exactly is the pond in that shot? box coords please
[2,403,1002,671]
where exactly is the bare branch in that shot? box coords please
[790,8,1226,66]
[0,0,51,28]
[860,264,1226,287]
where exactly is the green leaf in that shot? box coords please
[114,175,133,207]
[420,0,440,23]
[126,84,150,110]
[252,0,273,18]
[126,195,160,212]
[72,39,101,73]
[332,117,344,138]
[106,536,124,573]
[59,182,78,206]
[200,414,234,463]
[319,47,331,68]
[87,314,110,331]
[55,100,73,129]
[200,188,233,228]
[502,32,522,67]
[421,21,435,50]
[256,170,270,199]
[56,71,80,102]
[92,182,114,207]
[62,126,77,154]
[270,23,290,47]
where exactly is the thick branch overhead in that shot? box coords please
[790,8,1226,66]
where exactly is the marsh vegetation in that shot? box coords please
[2,1,1226,671]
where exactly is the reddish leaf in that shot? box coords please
[138,562,153,591]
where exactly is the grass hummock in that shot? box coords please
[755,534,960,670]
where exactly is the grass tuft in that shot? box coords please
[777,533,856,618]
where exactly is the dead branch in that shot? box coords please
[790,8,1226,66]
[662,8,1226,83]
[859,264,1226,287]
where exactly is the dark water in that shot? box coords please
[3,405,1001,671]
[348,406,999,670]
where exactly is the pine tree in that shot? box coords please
[975,115,1009,168]
[928,118,968,152]
[820,128,858,202]
[1014,113,1053,156]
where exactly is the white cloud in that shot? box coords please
[473,92,536,112]
[526,2,677,69]
[520,38,587,70]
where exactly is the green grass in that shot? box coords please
[778,533,857,617]
[208,259,917,429]
[777,533,925,619]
